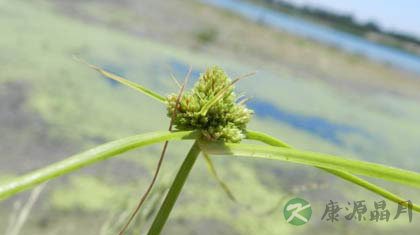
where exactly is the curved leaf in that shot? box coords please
[245,130,420,212]
[0,131,198,200]
[201,142,420,188]
[75,57,166,103]
[202,151,237,202]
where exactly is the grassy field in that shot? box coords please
[0,0,419,234]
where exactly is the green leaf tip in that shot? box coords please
[166,66,254,143]
[74,56,166,103]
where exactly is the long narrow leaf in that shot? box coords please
[245,130,420,212]
[202,152,237,202]
[75,57,166,103]
[0,131,198,200]
[245,130,291,148]
[322,167,420,212]
[201,142,420,188]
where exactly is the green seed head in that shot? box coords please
[166,66,253,143]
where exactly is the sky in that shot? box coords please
[286,0,420,38]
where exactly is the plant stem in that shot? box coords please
[147,141,201,235]
[0,131,198,200]
[119,67,192,234]
[245,130,420,212]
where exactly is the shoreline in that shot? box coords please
[50,0,420,99]
[245,0,420,57]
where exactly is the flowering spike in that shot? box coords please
[166,66,253,143]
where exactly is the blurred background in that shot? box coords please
[1,0,419,234]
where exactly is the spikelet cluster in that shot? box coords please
[166,66,253,143]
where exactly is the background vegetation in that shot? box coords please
[0,0,419,234]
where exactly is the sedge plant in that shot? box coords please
[0,63,419,235]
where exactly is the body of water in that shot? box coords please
[247,99,370,146]
[203,0,420,74]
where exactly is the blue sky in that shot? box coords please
[287,0,420,38]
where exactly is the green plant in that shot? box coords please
[0,64,419,235]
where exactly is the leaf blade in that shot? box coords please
[202,151,237,202]
[202,142,420,188]
[0,130,198,200]
[75,57,166,103]
[245,130,420,212]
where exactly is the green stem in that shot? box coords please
[245,130,420,212]
[147,141,201,235]
[201,142,420,188]
[0,131,198,200]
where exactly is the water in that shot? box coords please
[247,99,369,146]
[203,0,420,74]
